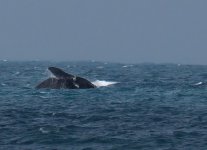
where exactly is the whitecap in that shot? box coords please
[92,80,118,87]
[39,96,48,99]
[194,82,203,86]
[14,72,20,75]
[96,66,104,69]
[39,127,49,134]
[40,91,48,94]
[122,65,133,68]
[1,83,6,86]
[34,67,39,69]
[26,84,30,87]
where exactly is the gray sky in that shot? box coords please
[0,0,207,64]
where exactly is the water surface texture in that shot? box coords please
[0,61,207,150]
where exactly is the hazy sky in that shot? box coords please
[0,0,207,64]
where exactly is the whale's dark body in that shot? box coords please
[36,67,96,89]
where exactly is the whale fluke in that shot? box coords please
[48,67,74,79]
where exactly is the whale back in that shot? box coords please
[36,67,96,89]
[36,78,78,89]
[75,76,96,88]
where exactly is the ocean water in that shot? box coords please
[0,61,207,150]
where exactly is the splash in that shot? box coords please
[92,80,118,87]
[49,73,57,78]
[45,69,57,78]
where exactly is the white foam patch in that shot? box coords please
[92,80,118,87]
[194,82,203,86]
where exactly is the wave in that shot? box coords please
[92,80,118,87]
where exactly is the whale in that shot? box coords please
[36,67,96,89]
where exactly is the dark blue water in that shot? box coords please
[0,61,207,150]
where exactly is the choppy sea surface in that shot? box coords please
[0,61,207,150]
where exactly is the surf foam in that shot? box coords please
[92,80,118,87]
